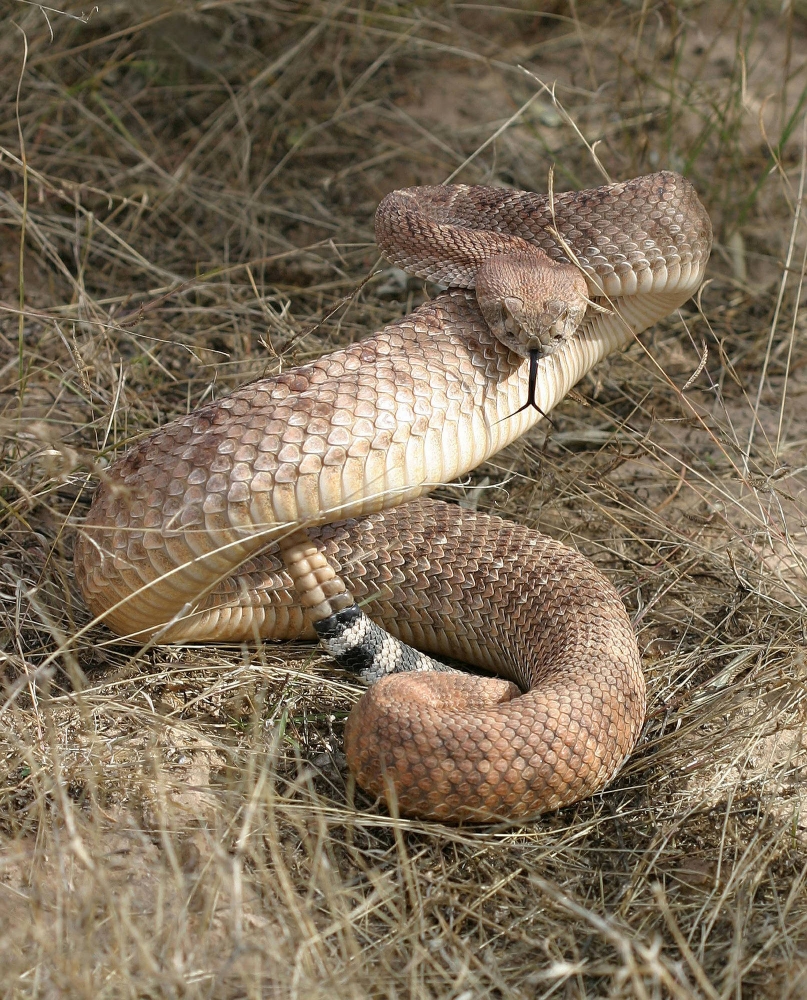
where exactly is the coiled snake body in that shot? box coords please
[76,172,712,822]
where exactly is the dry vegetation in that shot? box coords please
[1,0,807,996]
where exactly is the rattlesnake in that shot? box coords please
[75,171,712,822]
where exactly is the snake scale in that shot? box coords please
[76,171,712,822]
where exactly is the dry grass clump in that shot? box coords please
[1,1,807,996]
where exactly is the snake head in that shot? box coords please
[475,251,589,358]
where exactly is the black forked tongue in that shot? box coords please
[510,348,556,426]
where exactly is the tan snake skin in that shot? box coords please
[75,171,712,821]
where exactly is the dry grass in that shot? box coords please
[1,1,807,996]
